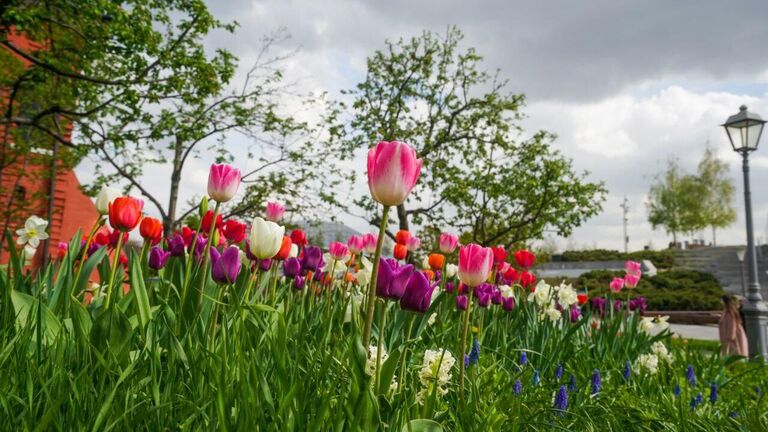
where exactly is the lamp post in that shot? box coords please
[723,105,768,359]
[737,248,746,298]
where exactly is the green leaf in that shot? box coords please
[129,250,152,332]
[401,419,443,432]
[10,290,62,344]
[89,306,133,363]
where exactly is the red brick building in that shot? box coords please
[0,30,100,265]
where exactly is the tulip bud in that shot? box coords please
[393,243,408,261]
[395,230,410,245]
[456,294,468,311]
[265,201,285,222]
[458,244,494,288]
[95,186,121,215]
[439,233,459,254]
[367,141,422,206]
[283,257,301,278]
[207,163,241,203]
[248,217,285,259]
[199,195,208,219]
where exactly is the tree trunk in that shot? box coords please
[672,231,678,249]
[164,138,184,236]
[712,226,717,246]
[396,203,409,231]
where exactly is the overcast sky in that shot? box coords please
[77,0,768,251]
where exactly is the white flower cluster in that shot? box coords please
[416,349,456,404]
[640,316,670,335]
[16,215,50,261]
[651,341,673,363]
[635,353,659,375]
[365,345,388,376]
[527,281,578,322]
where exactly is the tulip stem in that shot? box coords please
[73,218,104,298]
[398,313,415,395]
[459,288,473,400]
[103,232,125,311]
[375,299,386,391]
[362,205,390,348]
[196,202,221,313]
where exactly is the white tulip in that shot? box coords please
[445,263,458,278]
[95,186,121,215]
[289,244,299,258]
[248,217,284,259]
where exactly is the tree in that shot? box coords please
[697,147,736,245]
[647,159,705,245]
[1,2,347,235]
[338,27,605,246]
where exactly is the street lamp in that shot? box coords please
[723,105,768,359]
[737,248,746,298]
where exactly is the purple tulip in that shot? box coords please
[211,246,242,284]
[445,281,455,293]
[194,235,207,262]
[293,275,305,290]
[491,289,503,305]
[591,297,606,317]
[376,258,414,300]
[473,283,492,298]
[283,257,301,278]
[259,258,272,272]
[456,294,468,311]
[87,243,102,257]
[167,234,186,257]
[629,296,647,312]
[148,246,171,270]
[613,300,623,311]
[502,296,515,311]
[477,291,491,308]
[569,305,581,322]
[244,240,258,261]
[301,246,323,272]
[313,270,325,281]
[400,271,435,313]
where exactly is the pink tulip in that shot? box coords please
[458,243,494,288]
[625,260,641,276]
[624,273,640,288]
[439,233,458,254]
[362,233,377,254]
[609,277,625,293]
[207,163,241,203]
[367,141,422,206]
[406,235,421,252]
[265,201,285,222]
[329,241,349,260]
[347,235,364,254]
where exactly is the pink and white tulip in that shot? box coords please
[347,235,364,254]
[439,233,459,254]
[609,277,625,293]
[624,273,640,288]
[207,163,241,203]
[366,141,422,207]
[458,243,494,288]
[406,235,421,252]
[265,201,285,222]
[329,241,349,261]
[362,233,377,254]
[625,260,642,276]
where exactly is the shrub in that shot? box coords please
[559,249,676,269]
[574,269,724,311]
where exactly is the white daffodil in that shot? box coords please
[640,315,670,336]
[499,284,514,298]
[356,256,373,287]
[556,283,578,307]
[528,280,553,306]
[16,215,49,248]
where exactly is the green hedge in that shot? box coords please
[572,269,723,311]
[559,249,676,269]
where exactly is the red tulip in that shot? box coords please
[201,210,223,234]
[393,243,408,260]
[504,267,520,283]
[577,293,588,305]
[492,246,507,264]
[514,249,535,269]
[395,230,410,245]
[222,219,247,243]
[519,271,536,288]
[139,217,163,245]
[108,196,143,232]
[290,229,307,247]
[274,236,293,260]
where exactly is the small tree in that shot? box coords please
[697,147,736,245]
[647,159,705,245]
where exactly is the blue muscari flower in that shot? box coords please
[520,352,528,367]
[756,386,762,396]
[674,384,681,397]
[468,337,480,366]
[591,369,601,396]
[533,369,540,386]
[553,385,568,415]
[514,379,523,395]
[690,393,703,410]
[568,374,576,392]
[623,360,631,382]
[730,411,738,419]
[686,365,697,387]
[710,383,718,403]
[555,364,563,381]
[464,354,469,368]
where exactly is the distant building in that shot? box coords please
[0,30,100,266]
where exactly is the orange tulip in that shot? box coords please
[395,229,410,245]
[423,269,435,281]
[108,196,143,232]
[393,243,408,260]
[428,253,445,270]
[274,236,293,260]
[139,217,163,245]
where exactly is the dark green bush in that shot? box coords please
[573,269,724,311]
[559,249,676,269]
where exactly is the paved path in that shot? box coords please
[669,324,719,341]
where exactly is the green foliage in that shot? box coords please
[576,269,725,310]
[697,147,737,244]
[647,158,705,243]
[338,27,606,246]
[560,248,676,269]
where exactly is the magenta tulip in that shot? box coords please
[609,277,625,293]
[624,273,640,288]
[207,163,241,203]
[439,232,459,254]
[265,201,285,222]
[366,141,422,206]
[456,294,468,311]
[211,246,242,284]
[329,241,349,260]
[625,260,642,276]
[362,233,377,254]
[347,235,364,254]
[400,270,435,313]
[458,243,494,288]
